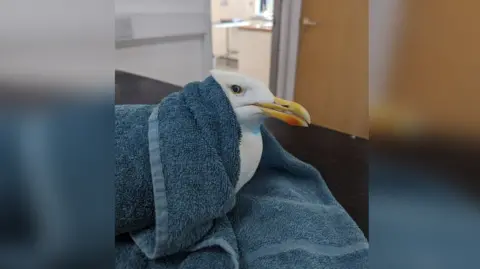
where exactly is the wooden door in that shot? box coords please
[294,0,369,138]
[388,0,480,139]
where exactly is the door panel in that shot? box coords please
[388,0,480,138]
[294,0,369,138]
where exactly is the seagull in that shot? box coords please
[210,69,311,193]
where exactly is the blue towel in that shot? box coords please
[115,76,368,269]
[115,76,241,269]
[230,127,368,268]
[115,104,156,235]
[370,158,480,269]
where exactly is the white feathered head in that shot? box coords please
[211,69,311,127]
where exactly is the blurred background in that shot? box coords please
[0,0,479,268]
[370,0,480,141]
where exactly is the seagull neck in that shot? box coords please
[239,120,263,135]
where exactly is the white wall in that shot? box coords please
[115,0,212,86]
[237,29,271,85]
[116,38,204,86]
[211,0,255,21]
[211,0,256,57]
[369,0,404,107]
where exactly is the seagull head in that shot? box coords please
[211,69,311,129]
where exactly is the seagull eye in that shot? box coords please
[230,84,244,95]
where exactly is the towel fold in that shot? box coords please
[115,104,156,235]
[229,127,368,268]
[115,76,368,269]
[115,76,241,268]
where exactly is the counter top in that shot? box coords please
[212,19,273,32]
[238,25,272,32]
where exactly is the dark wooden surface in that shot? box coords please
[115,71,369,237]
[372,135,480,200]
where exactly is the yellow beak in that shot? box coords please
[255,97,311,127]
